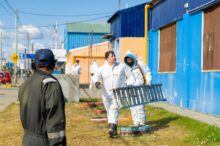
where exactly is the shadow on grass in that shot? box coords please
[147,116,179,132]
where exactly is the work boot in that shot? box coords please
[108,123,117,138]
[134,122,146,127]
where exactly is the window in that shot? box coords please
[159,23,176,72]
[203,6,220,70]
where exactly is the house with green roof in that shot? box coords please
[64,23,110,52]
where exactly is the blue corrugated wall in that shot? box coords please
[188,0,220,11]
[149,0,220,31]
[149,12,220,115]
[120,6,145,37]
[150,0,186,30]
[110,15,121,39]
[65,33,106,52]
[109,3,146,39]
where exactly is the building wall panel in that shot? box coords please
[150,0,186,31]
[68,42,111,84]
[188,0,220,12]
[110,15,121,39]
[66,33,106,52]
[120,37,145,63]
[109,3,147,39]
[149,30,184,108]
[121,7,145,37]
[149,12,220,116]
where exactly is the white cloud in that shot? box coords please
[33,42,46,50]
[1,24,63,61]
[12,41,49,53]
[18,25,43,40]
[0,21,12,40]
[0,21,4,28]
[41,27,62,49]
[12,42,26,51]
[41,27,52,35]
[5,42,46,61]
[2,31,13,40]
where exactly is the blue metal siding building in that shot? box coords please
[65,33,105,51]
[108,2,151,39]
[148,0,220,115]
[150,0,220,30]
[150,0,186,30]
[188,0,220,13]
[107,2,151,62]
[64,23,110,52]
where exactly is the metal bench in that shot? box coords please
[113,84,166,109]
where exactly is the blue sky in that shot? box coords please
[0,0,149,60]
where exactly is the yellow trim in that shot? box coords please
[144,4,150,64]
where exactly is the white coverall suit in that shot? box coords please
[71,64,81,102]
[92,61,126,124]
[124,51,152,126]
[89,62,99,89]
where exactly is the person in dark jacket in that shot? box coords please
[18,49,66,146]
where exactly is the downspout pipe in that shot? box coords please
[144,4,151,64]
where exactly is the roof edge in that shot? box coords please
[107,2,151,23]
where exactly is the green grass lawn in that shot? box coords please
[1,100,220,146]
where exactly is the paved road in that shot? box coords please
[0,88,18,112]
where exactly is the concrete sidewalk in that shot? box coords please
[150,102,220,127]
[0,88,18,112]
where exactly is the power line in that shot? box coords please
[19,10,114,17]
[3,1,23,27]
[18,11,23,26]
[18,18,23,26]
[4,0,15,13]
[3,15,111,30]
[0,2,14,16]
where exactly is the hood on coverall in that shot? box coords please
[124,50,137,68]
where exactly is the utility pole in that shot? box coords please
[27,32,29,76]
[24,48,27,80]
[54,22,58,49]
[87,30,94,83]
[14,9,18,84]
[126,0,129,8]
[118,0,121,10]
[31,43,34,54]
[88,32,91,83]
[0,32,2,71]
[91,30,93,61]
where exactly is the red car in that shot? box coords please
[0,72,6,84]
[4,71,11,83]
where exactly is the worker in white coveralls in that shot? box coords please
[89,60,99,89]
[65,61,72,74]
[71,60,81,102]
[92,50,127,138]
[72,60,81,76]
[124,50,152,126]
